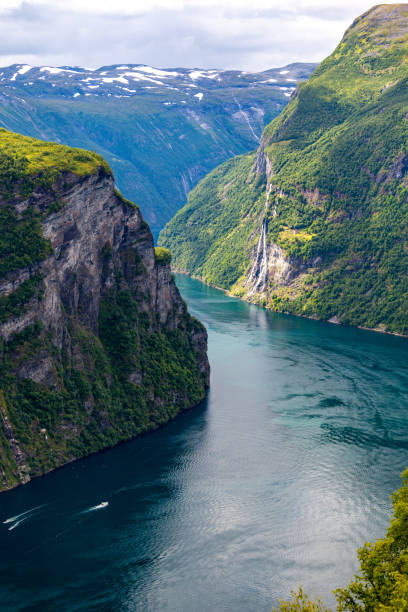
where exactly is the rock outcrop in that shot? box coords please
[0,130,209,492]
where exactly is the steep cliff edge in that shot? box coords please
[160,4,408,335]
[0,128,209,492]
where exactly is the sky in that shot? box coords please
[0,0,400,71]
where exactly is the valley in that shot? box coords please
[0,62,315,233]
[1,3,408,611]
[160,4,408,336]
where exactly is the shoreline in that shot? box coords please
[0,392,208,495]
[172,269,408,340]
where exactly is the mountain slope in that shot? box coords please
[160,4,408,335]
[0,128,209,492]
[0,62,315,234]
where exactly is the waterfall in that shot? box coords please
[246,220,266,291]
[246,184,273,294]
[233,97,260,143]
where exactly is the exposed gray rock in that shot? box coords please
[0,167,209,491]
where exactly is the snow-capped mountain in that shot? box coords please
[0,63,313,101]
[0,62,316,232]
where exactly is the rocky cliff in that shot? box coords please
[0,129,209,491]
[160,4,408,336]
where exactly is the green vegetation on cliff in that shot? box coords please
[0,128,111,197]
[0,294,206,483]
[160,153,261,288]
[160,4,408,335]
[276,469,408,611]
[0,128,208,492]
[154,246,172,264]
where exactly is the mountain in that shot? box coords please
[0,128,209,492]
[0,62,315,235]
[160,4,408,336]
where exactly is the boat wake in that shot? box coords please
[3,504,46,530]
[7,518,27,531]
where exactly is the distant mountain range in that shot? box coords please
[0,62,316,234]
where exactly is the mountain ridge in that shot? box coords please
[0,61,316,233]
[160,4,408,336]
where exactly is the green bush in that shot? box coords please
[154,246,172,264]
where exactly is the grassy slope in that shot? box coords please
[160,4,408,335]
[0,128,111,277]
[0,128,207,491]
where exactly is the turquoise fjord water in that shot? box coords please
[1,275,408,612]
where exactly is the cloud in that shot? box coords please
[0,1,398,71]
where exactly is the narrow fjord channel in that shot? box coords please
[1,275,408,611]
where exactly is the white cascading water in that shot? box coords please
[233,97,260,143]
[246,184,273,294]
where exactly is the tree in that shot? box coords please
[275,469,408,611]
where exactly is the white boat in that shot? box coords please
[93,501,109,510]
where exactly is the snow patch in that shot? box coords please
[194,92,204,101]
[189,71,207,80]
[123,72,164,85]
[102,76,129,84]
[279,70,290,75]
[135,66,180,77]
[40,66,76,74]
[10,65,32,81]
[189,70,221,80]
[73,93,80,97]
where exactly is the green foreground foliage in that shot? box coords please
[160,4,408,335]
[275,469,408,611]
[276,587,332,611]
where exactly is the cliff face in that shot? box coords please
[0,130,209,491]
[160,4,408,335]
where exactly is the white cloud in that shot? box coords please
[0,1,401,71]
